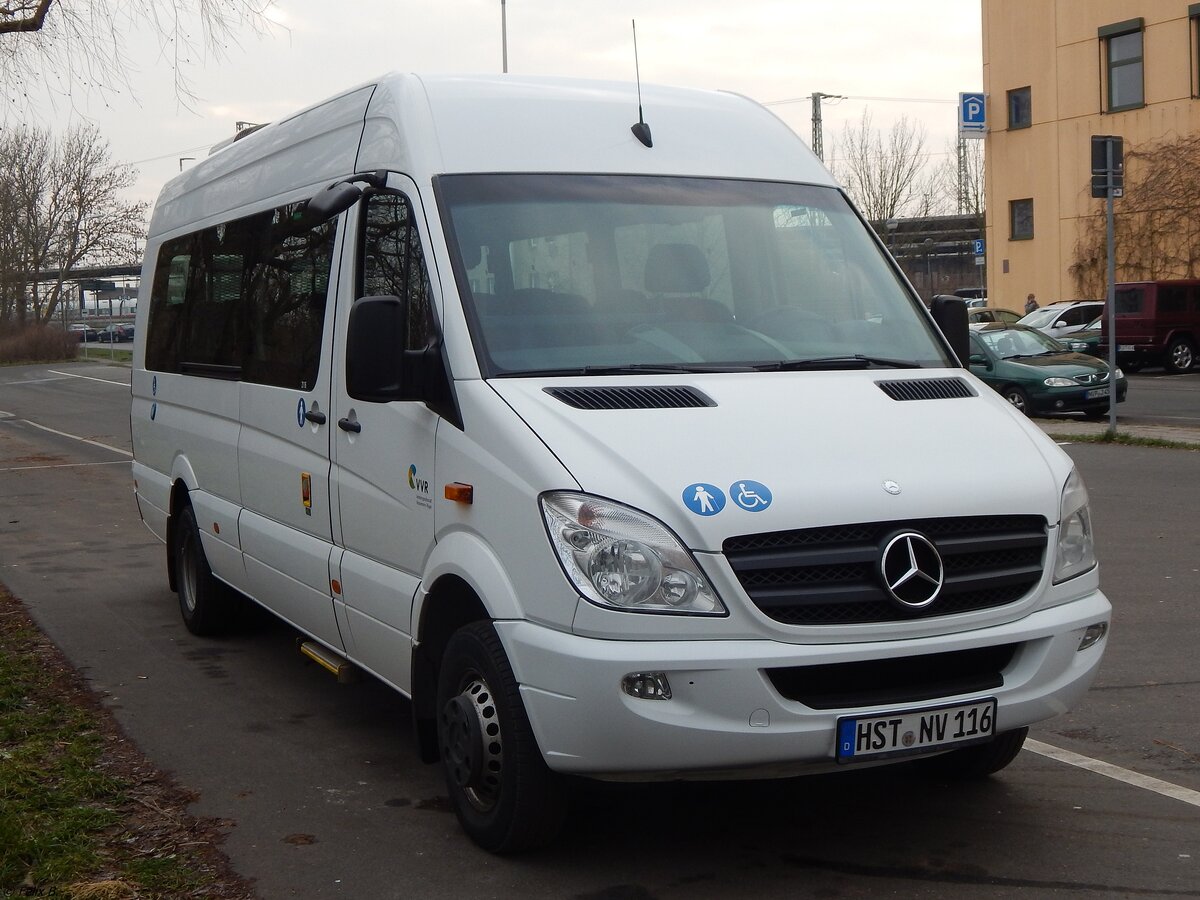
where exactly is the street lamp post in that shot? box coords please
[923,237,934,299]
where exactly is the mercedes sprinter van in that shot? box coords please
[132,73,1110,852]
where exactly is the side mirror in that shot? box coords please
[930,295,969,367]
[968,353,988,367]
[347,296,407,402]
[345,295,460,426]
[305,182,364,224]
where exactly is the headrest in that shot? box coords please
[644,243,710,294]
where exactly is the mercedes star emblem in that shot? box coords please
[879,531,944,608]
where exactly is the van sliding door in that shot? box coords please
[235,201,345,649]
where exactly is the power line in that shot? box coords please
[764,94,958,107]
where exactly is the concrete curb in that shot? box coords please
[1037,418,1200,447]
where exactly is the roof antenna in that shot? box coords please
[630,19,653,148]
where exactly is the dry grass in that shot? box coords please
[0,325,78,365]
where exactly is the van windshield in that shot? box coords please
[437,174,951,376]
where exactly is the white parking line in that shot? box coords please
[0,460,129,473]
[47,369,130,387]
[8,419,133,458]
[1025,738,1200,809]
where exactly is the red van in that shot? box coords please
[1101,280,1199,374]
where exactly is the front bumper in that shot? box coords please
[498,590,1110,779]
[1031,381,1127,414]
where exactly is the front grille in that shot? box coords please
[1073,371,1110,386]
[724,515,1047,626]
[767,643,1018,709]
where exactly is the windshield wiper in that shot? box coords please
[500,363,757,377]
[756,355,923,371]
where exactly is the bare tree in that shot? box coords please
[0,124,147,326]
[0,0,271,110]
[1070,133,1200,298]
[834,109,932,221]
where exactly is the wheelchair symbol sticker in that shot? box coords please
[683,483,726,516]
[730,480,772,512]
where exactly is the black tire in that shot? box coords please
[437,621,566,853]
[171,503,236,636]
[1002,385,1032,416]
[1164,337,1195,374]
[1082,409,1108,420]
[919,727,1029,779]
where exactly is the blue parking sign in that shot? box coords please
[972,238,985,256]
[959,92,986,138]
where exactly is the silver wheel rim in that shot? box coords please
[1005,390,1026,412]
[441,675,504,813]
[1172,343,1193,371]
[179,533,198,613]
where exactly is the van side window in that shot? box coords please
[1159,286,1187,314]
[145,201,337,389]
[360,193,434,350]
[1115,287,1143,314]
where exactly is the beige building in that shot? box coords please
[982,1,1200,310]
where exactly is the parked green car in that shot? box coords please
[969,323,1127,418]
[1066,316,1104,357]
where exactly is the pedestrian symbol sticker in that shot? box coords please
[730,480,772,512]
[683,483,725,516]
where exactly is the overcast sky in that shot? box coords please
[28,0,982,207]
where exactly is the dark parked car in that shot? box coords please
[97,323,134,342]
[1101,280,1199,373]
[969,307,1023,325]
[68,323,98,342]
[1067,316,1103,356]
[969,323,1126,418]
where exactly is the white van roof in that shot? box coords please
[148,73,834,238]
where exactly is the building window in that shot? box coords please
[1010,199,1034,240]
[1007,87,1031,129]
[1191,4,1200,97]
[1100,19,1144,112]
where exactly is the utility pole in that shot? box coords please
[957,135,968,214]
[810,92,844,163]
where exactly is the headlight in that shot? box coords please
[1054,469,1096,583]
[1114,367,1124,379]
[541,492,726,615]
[1044,377,1077,387]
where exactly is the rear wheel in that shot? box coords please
[437,622,566,853]
[172,503,236,636]
[1165,337,1196,374]
[1002,386,1031,416]
[919,727,1029,779]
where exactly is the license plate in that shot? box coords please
[836,699,996,763]
[1118,344,1134,352]
[1085,387,1109,399]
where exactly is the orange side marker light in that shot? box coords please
[445,483,474,504]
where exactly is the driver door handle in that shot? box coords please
[337,417,361,434]
[304,410,327,425]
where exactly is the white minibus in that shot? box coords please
[131,73,1110,852]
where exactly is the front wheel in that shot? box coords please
[918,727,1029,779]
[1165,337,1196,374]
[437,622,566,853]
[1002,385,1032,416]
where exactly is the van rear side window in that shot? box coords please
[145,201,337,389]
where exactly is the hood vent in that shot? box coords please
[545,385,715,410]
[877,377,976,402]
